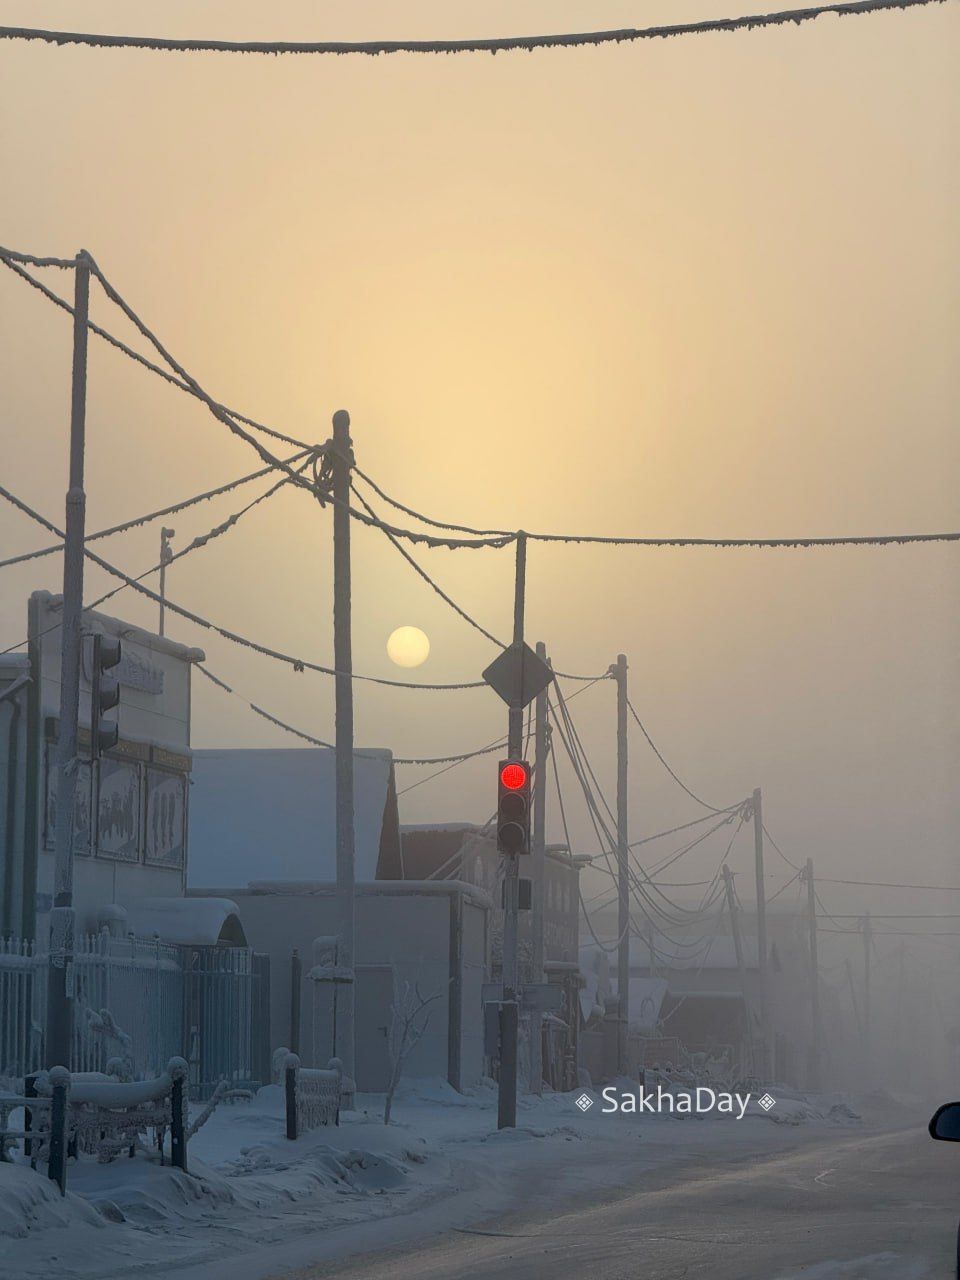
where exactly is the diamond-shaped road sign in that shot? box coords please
[482,640,554,710]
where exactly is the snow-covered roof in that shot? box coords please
[123,896,246,946]
[187,747,400,888]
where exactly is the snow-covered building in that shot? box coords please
[399,823,589,1091]
[0,591,208,942]
[187,749,491,1092]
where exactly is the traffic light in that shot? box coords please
[497,759,531,855]
[91,633,121,758]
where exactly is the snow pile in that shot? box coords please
[0,1163,104,1240]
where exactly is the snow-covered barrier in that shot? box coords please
[273,1049,342,1139]
[0,1057,191,1195]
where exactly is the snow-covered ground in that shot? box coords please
[1,1078,884,1280]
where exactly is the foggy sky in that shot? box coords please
[1,1,958,932]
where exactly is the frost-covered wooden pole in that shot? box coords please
[529,640,549,1096]
[614,653,629,1076]
[46,251,91,1072]
[331,410,356,1090]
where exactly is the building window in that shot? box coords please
[144,767,187,869]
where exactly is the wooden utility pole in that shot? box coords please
[530,639,549,1097]
[805,858,822,1091]
[613,654,629,1075]
[498,533,527,1130]
[845,957,864,1043]
[751,788,771,1079]
[862,911,872,1077]
[722,864,750,1011]
[46,251,91,1070]
[331,409,356,1089]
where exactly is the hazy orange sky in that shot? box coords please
[1,1,958,919]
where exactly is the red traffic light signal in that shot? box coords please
[497,759,531,855]
[499,762,528,791]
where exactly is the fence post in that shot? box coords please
[284,1051,300,1140]
[47,1065,70,1196]
[328,1057,343,1127]
[168,1056,188,1172]
[290,949,302,1056]
[24,1073,36,1161]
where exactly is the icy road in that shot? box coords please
[294,1125,955,1280]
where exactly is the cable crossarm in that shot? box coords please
[0,480,489,690]
[0,450,311,571]
[0,1,947,57]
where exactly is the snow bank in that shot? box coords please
[0,1163,104,1239]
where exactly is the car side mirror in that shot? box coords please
[929,1103,960,1141]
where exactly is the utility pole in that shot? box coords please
[529,639,549,1097]
[498,533,527,1130]
[613,654,629,1075]
[751,788,771,1080]
[722,864,751,1020]
[158,526,175,636]
[805,858,821,1091]
[331,409,356,1089]
[862,911,872,1079]
[46,251,91,1070]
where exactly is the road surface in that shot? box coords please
[293,1125,958,1280]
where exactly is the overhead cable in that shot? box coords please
[0,480,490,690]
[0,450,311,572]
[0,249,312,450]
[626,697,732,814]
[350,481,506,647]
[0,1,945,58]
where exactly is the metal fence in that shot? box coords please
[184,945,271,1099]
[0,937,38,1080]
[0,934,269,1098]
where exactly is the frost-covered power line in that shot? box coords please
[0,0,946,58]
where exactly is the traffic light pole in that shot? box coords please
[331,409,356,1091]
[46,251,91,1070]
[613,654,629,1075]
[498,533,527,1130]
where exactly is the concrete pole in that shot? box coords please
[529,640,548,1096]
[498,533,526,1130]
[46,251,91,1070]
[806,858,822,1091]
[331,409,356,1088]
[751,787,771,1080]
[614,655,629,1075]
